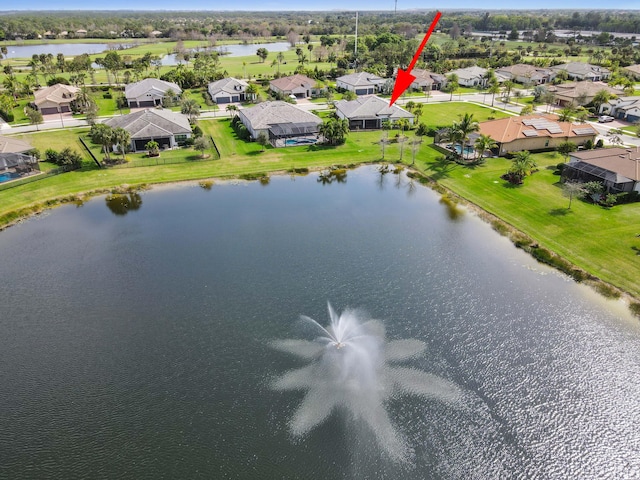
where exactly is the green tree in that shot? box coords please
[444,73,459,101]
[557,141,577,162]
[181,98,201,123]
[562,181,586,209]
[508,150,537,183]
[90,123,114,160]
[246,83,259,103]
[145,140,159,156]
[474,134,496,160]
[488,82,501,107]
[256,47,269,63]
[606,128,624,147]
[450,112,479,158]
[319,117,349,146]
[25,106,43,131]
[256,132,269,151]
[193,136,211,157]
[112,127,131,162]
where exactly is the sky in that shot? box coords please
[2,1,639,11]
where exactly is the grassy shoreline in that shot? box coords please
[1,116,639,316]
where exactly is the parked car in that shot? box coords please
[598,115,615,123]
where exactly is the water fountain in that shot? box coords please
[272,303,462,462]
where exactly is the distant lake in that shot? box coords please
[2,43,115,59]
[161,41,291,65]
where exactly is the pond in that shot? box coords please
[1,43,118,59]
[1,166,639,479]
[160,41,291,65]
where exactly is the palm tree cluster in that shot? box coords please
[445,113,479,161]
[319,117,349,146]
[504,150,537,184]
[90,123,131,163]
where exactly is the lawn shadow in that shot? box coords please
[425,157,456,180]
[549,207,571,216]
[632,246,640,256]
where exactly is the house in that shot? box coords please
[336,72,386,95]
[32,84,79,115]
[623,64,640,80]
[0,135,38,175]
[0,135,33,155]
[410,69,446,91]
[75,29,88,37]
[269,74,320,99]
[103,109,192,152]
[547,81,619,107]
[448,66,488,87]
[207,78,249,104]
[334,96,414,130]
[124,78,182,109]
[237,101,322,147]
[496,64,554,85]
[600,97,640,123]
[565,148,640,193]
[550,62,611,82]
[477,114,597,156]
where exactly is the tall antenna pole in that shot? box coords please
[354,12,358,57]
[395,0,398,14]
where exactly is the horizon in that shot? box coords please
[1,2,639,12]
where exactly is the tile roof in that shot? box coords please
[334,95,413,120]
[478,114,597,143]
[571,148,640,181]
[239,101,322,130]
[336,72,385,87]
[496,64,553,78]
[124,78,182,99]
[208,77,249,96]
[33,84,79,106]
[449,65,487,81]
[548,81,618,100]
[550,62,610,77]
[104,109,191,138]
[269,74,316,92]
[0,135,33,154]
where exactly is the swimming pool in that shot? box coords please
[0,172,20,183]
[453,144,475,155]
[285,138,317,146]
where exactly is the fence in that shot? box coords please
[0,165,78,193]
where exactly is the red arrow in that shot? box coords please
[389,11,442,106]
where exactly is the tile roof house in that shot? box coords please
[269,74,320,99]
[207,77,249,104]
[336,72,386,95]
[623,64,640,80]
[0,135,33,154]
[547,81,619,107]
[565,147,640,193]
[550,62,611,82]
[237,101,322,147]
[104,109,192,152]
[410,69,446,91]
[33,84,80,115]
[496,64,554,85]
[125,78,182,108]
[448,66,489,87]
[477,114,597,156]
[600,96,640,123]
[334,96,414,130]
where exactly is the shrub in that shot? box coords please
[630,302,640,318]
[103,93,113,99]
[192,125,203,138]
[47,77,70,86]
[0,109,14,122]
[595,139,604,148]
[45,148,60,164]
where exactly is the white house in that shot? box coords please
[125,78,182,108]
[336,72,386,95]
[334,96,414,130]
[208,77,248,104]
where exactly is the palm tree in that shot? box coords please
[413,104,423,124]
[112,127,131,162]
[508,150,537,182]
[451,113,479,158]
[592,89,613,113]
[488,82,501,107]
[558,106,576,122]
[502,80,515,104]
[181,98,201,123]
[445,73,459,101]
[474,134,496,160]
[245,83,259,103]
[90,123,114,161]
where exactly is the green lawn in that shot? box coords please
[1,106,639,301]
[417,151,640,298]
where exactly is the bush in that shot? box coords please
[595,139,604,148]
[103,93,113,99]
[630,302,640,318]
[45,148,60,164]
[192,125,203,138]
[0,109,14,122]
[47,77,70,86]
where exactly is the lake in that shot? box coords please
[1,166,639,479]
[161,41,291,65]
[1,43,117,59]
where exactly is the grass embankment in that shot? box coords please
[0,102,638,304]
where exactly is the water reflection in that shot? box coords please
[105,193,143,216]
[439,194,464,221]
[318,169,347,185]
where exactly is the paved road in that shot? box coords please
[2,92,639,149]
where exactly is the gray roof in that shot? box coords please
[550,62,610,77]
[239,101,322,131]
[0,135,33,154]
[336,72,385,87]
[449,65,487,81]
[208,77,249,96]
[334,96,413,120]
[570,148,640,181]
[104,109,191,139]
[125,78,182,99]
